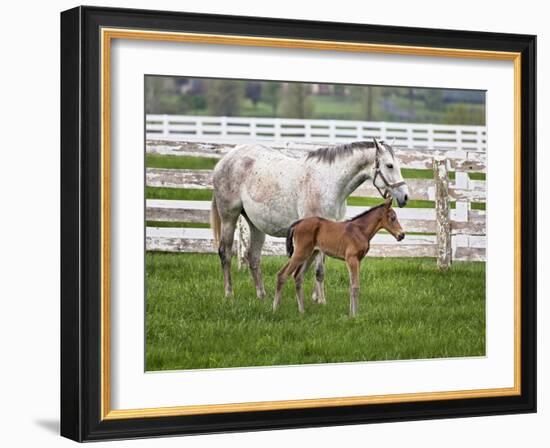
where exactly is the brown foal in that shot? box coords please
[273,197,405,317]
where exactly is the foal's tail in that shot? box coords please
[286,220,301,257]
[210,196,221,248]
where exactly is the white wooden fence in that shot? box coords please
[146,115,487,152]
[145,140,486,263]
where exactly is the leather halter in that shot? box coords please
[373,143,406,199]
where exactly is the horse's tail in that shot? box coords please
[210,196,222,248]
[286,221,301,257]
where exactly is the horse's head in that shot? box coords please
[372,138,409,207]
[381,196,405,241]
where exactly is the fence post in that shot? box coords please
[162,114,170,139]
[235,216,250,270]
[433,157,452,270]
[220,116,228,139]
[478,128,486,152]
[454,170,470,223]
[274,118,281,141]
[195,116,203,138]
[328,120,336,143]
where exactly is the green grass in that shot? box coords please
[146,153,218,170]
[146,187,486,211]
[347,196,435,209]
[471,202,486,211]
[146,253,485,371]
[401,168,435,179]
[469,172,486,181]
[348,196,486,211]
[146,187,213,201]
[147,221,210,228]
[145,154,485,181]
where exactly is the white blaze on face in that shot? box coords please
[379,143,409,207]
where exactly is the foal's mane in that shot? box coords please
[306,140,394,164]
[347,203,386,222]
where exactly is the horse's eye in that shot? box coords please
[386,163,394,169]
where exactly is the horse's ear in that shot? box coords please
[384,196,393,208]
[373,137,381,151]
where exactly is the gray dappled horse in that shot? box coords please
[210,138,409,300]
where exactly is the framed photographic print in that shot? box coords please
[60,6,536,442]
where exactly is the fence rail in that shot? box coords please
[145,140,487,263]
[146,168,487,203]
[146,115,487,152]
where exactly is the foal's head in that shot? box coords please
[379,197,405,241]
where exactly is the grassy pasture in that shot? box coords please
[145,253,485,371]
[145,153,486,370]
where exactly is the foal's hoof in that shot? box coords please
[256,290,266,301]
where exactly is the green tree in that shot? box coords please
[424,90,444,112]
[407,88,415,117]
[444,103,485,125]
[351,85,377,121]
[245,82,262,108]
[278,83,314,118]
[205,80,244,116]
[262,82,282,115]
[145,77,181,114]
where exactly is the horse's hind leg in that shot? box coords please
[312,252,327,305]
[218,215,239,298]
[245,219,267,300]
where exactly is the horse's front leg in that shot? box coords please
[345,256,360,317]
[247,222,267,300]
[311,252,326,304]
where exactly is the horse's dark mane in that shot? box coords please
[306,140,394,164]
[347,203,386,222]
[306,141,375,164]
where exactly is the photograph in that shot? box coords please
[144,76,487,371]
[58,6,537,441]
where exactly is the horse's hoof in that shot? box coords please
[257,290,266,300]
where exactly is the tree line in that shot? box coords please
[145,77,485,125]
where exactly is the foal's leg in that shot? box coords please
[312,252,327,304]
[293,263,307,314]
[246,221,267,300]
[273,256,306,312]
[218,215,239,298]
[293,254,316,313]
[345,256,361,317]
